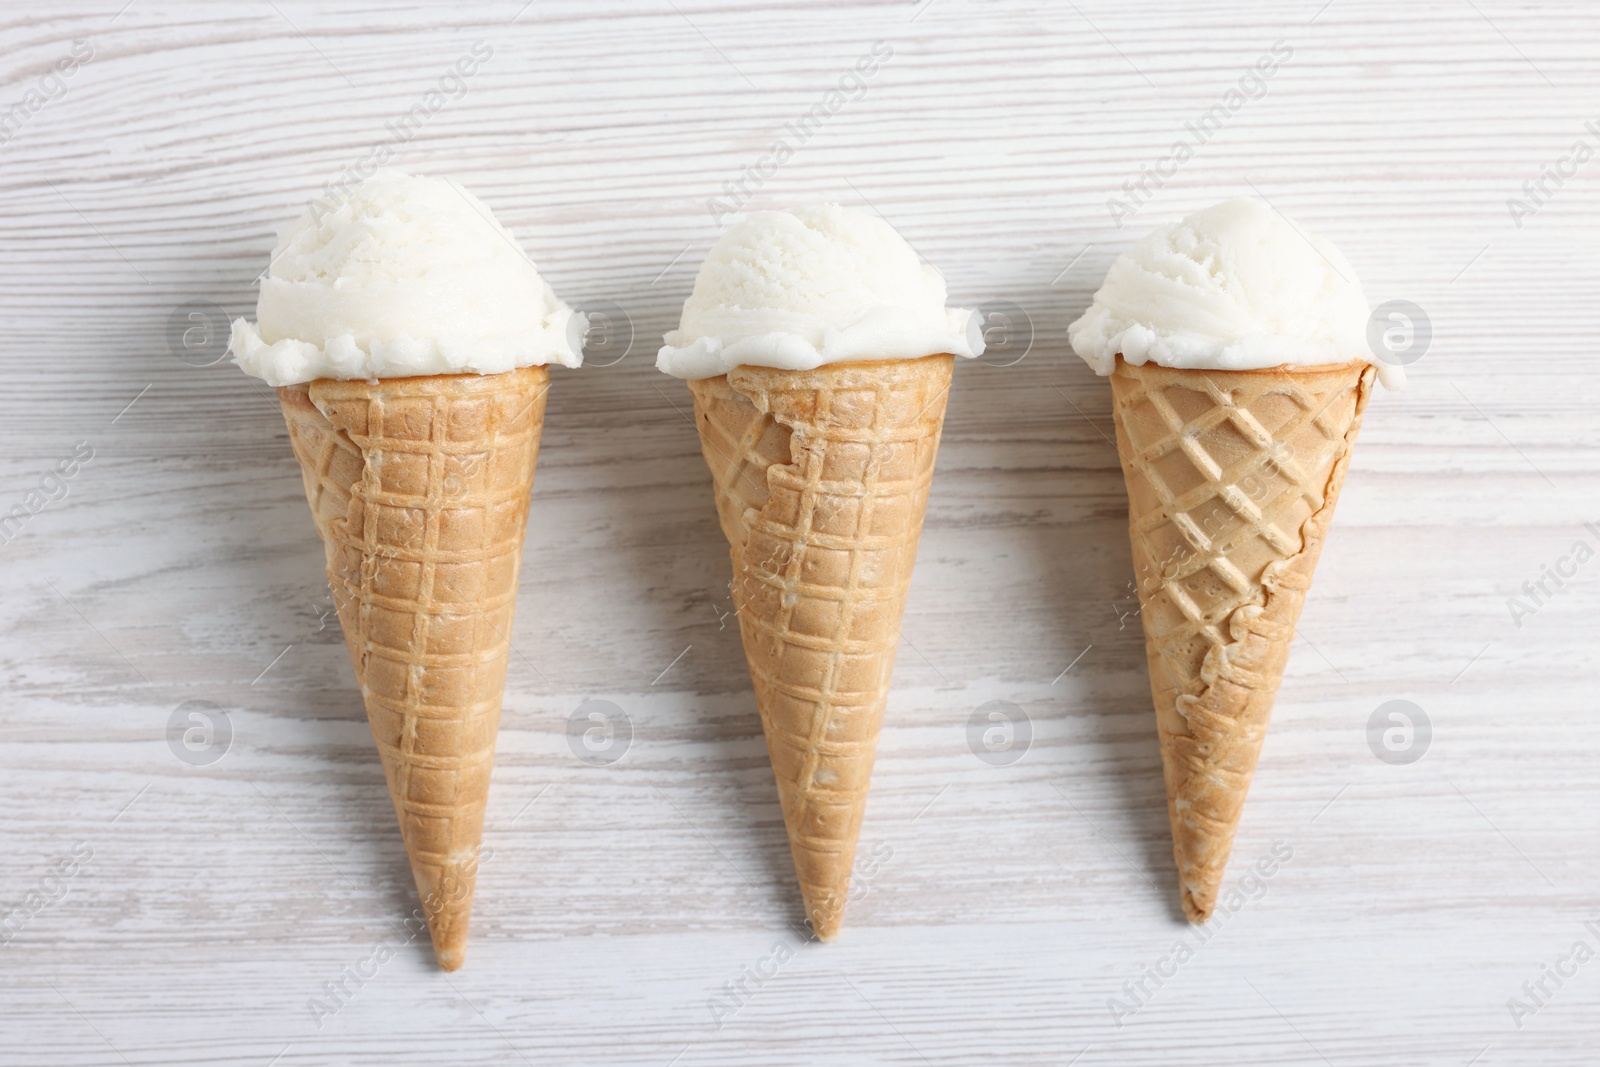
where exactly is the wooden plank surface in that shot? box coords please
[1,1,1596,1064]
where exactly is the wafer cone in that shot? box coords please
[277,366,548,970]
[687,355,954,940]
[1108,357,1375,921]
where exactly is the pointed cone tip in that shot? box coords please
[1182,885,1217,924]
[433,943,466,971]
[806,897,845,943]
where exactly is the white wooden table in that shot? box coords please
[2,2,1595,1064]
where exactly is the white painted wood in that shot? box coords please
[1,1,1595,1063]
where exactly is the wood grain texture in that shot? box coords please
[1,1,1596,1064]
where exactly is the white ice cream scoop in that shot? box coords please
[657,203,981,380]
[1069,197,1402,388]
[230,169,584,386]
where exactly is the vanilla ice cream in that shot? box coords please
[230,170,584,386]
[1069,198,1401,388]
[657,203,981,380]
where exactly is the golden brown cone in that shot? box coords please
[1108,357,1375,922]
[687,355,954,940]
[277,366,549,970]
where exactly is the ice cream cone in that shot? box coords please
[277,365,548,969]
[1108,357,1375,921]
[687,354,953,940]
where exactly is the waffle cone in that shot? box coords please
[277,366,549,970]
[1108,358,1375,922]
[686,355,954,940]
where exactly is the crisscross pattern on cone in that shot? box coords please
[1109,358,1374,922]
[687,355,953,940]
[278,366,548,970]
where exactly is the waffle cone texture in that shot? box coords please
[277,366,549,970]
[1109,358,1375,922]
[687,355,953,941]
